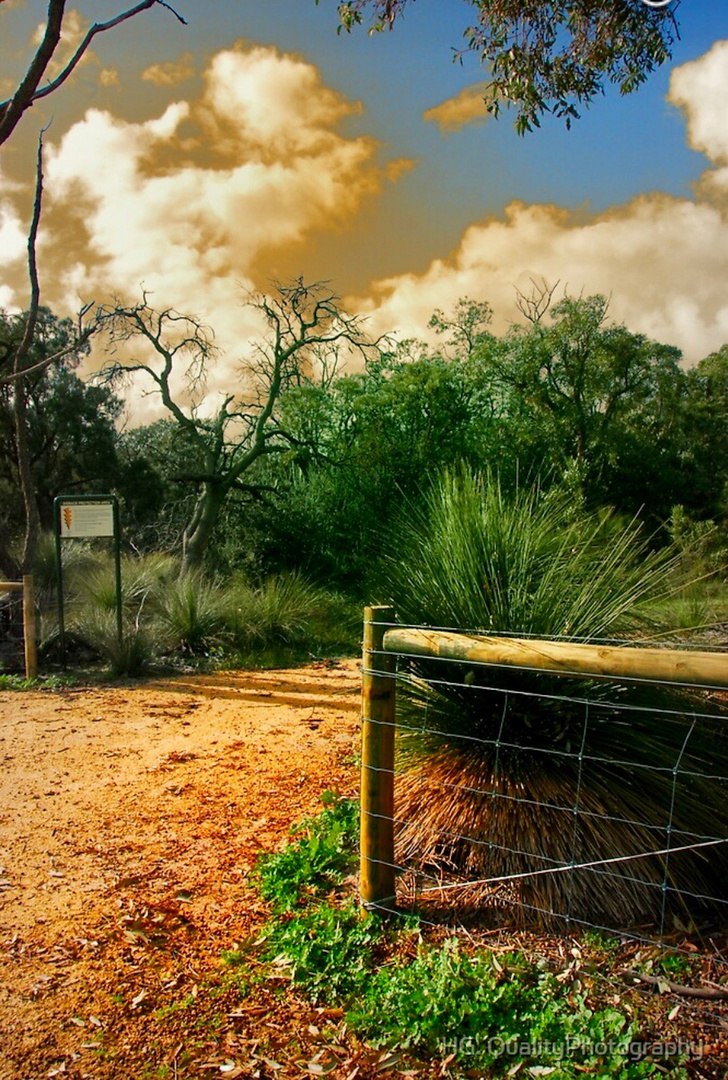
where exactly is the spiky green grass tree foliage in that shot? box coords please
[379,469,728,929]
[224,571,359,657]
[152,568,227,654]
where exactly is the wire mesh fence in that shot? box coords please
[359,606,728,1041]
[0,576,37,677]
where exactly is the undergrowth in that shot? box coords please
[246,794,686,1079]
[0,672,77,691]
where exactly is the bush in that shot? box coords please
[151,569,226,654]
[71,608,154,676]
[223,572,358,657]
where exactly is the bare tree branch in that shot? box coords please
[11,133,46,572]
[0,0,187,147]
[514,278,561,325]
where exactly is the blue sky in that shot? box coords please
[1,0,728,410]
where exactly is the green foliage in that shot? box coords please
[29,541,356,675]
[656,952,692,982]
[79,551,178,613]
[152,569,226,655]
[256,795,381,1004]
[332,1,680,134]
[224,572,358,657]
[348,939,667,1078]
[270,345,513,589]
[72,608,154,676]
[380,467,674,639]
[256,794,359,913]
[262,900,382,1003]
[252,802,677,1079]
[0,672,77,690]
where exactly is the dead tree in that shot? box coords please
[98,280,372,570]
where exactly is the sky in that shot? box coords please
[1,0,728,420]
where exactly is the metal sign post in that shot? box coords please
[54,495,122,667]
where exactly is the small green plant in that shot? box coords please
[255,793,358,912]
[581,928,622,958]
[656,951,693,981]
[0,671,78,690]
[347,938,671,1078]
[0,673,36,690]
[262,899,382,1003]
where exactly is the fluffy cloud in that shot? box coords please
[362,43,728,364]
[669,39,728,202]
[0,197,26,312]
[0,201,25,268]
[142,52,195,86]
[41,42,386,407]
[423,82,491,133]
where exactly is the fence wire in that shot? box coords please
[360,624,728,1045]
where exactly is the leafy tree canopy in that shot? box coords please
[331,0,680,132]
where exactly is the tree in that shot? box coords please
[98,281,371,570]
[0,307,122,573]
[0,1,187,571]
[458,291,688,518]
[0,135,100,573]
[681,345,728,519]
[262,321,539,588]
[332,0,680,132]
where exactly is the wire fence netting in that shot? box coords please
[360,623,728,1040]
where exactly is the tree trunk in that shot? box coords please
[13,378,40,574]
[182,481,226,571]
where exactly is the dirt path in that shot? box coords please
[0,661,362,1080]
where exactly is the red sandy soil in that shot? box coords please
[2,661,726,1080]
[0,660,371,1080]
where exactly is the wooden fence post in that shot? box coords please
[360,604,396,911]
[22,574,37,680]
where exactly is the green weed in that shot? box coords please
[262,899,382,1003]
[255,792,358,912]
[347,938,670,1078]
[0,672,78,691]
[656,951,693,981]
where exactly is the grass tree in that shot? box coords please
[378,468,728,928]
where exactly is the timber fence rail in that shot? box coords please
[0,575,37,679]
[359,605,728,946]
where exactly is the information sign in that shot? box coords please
[58,501,115,538]
[54,495,122,665]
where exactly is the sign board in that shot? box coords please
[54,495,122,666]
[58,500,115,539]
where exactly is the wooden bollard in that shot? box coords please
[360,605,396,911]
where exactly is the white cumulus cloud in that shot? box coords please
[42,41,384,406]
[360,42,728,364]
